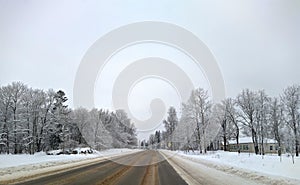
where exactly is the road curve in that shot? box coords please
[12,150,187,185]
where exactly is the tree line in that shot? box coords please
[0,82,137,154]
[147,85,300,158]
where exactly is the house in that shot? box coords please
[228,137,285,154]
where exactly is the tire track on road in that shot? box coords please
[96,151,148,185]
[140,151,159,185]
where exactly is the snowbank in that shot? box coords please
[0,148,138,169]
[0,148,141,183]
[173,150,300,181]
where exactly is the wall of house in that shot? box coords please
[229,143,255,153]
[228,143,284,154]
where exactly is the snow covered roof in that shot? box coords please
[229,137,252,144]
[228,137,277,144]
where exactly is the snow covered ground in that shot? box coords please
[0,148,141,183]
[2,149,299,184]
[0,148,139,169]
[162,150,300,184]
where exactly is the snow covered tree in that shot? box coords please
[0,85,13,154]
[269,97,284,156]
[21,88,47,154]
[176,110,195,151]
[182,88,212,154]
[256,90,271,156]
[0,82,139,154]
[154,130,161,149]
[225,98,240,153]
[72,107,89,145]
[163,107,178,150]
[47,90,70,152]
[38,89,56,152]
[82,109,137,150]
[237,89,260,155]
[149,134,155,148]
[8,82,27,154]
[86,109,111,150]
[213,99,236,151]
[281,85,300,157]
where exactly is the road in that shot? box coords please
[5,150,299,185]
[13,150,187,185]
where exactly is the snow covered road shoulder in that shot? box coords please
[0,149,141,183]
[160,150,300,185]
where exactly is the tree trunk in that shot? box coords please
[223,135,227,151]
[293,121,299,157]
[32,116,38,154]
[252,128,259,155]
[261,123,265,156]
[13,107,17,154]
[4,122,9,154]
[236,132,240,153]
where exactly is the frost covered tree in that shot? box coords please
[154,130,161,149]
[149,134,155,148]
[0,82,138,154]
[112,109,137,147]
[281,85,300,157]
[71,107,89,145]
[163,107,178,150]
[183,88,212,154]
[256,90,271,156]
[269,97,284,156]
[37,89,56,152]
[225,98,240,153]
[48,90,70,152]
[8,82,27,154]
[86,109,111,150]
[0,85,13,154]
[78,109,138,150]
[213,99,237,151]
[22,88,46,154]
[237,89,260,155]
[177,109,196,151]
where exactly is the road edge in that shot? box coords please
[159,150,198,185]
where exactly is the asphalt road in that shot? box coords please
[13,150,187,185]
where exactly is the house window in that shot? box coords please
[270,145,273,151]
[242,145,249,150]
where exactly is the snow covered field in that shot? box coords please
[0,148,140,183]
[164,150,300,184]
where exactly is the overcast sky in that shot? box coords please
[1,0,299,140]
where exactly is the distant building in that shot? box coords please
[227,137,285,154]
